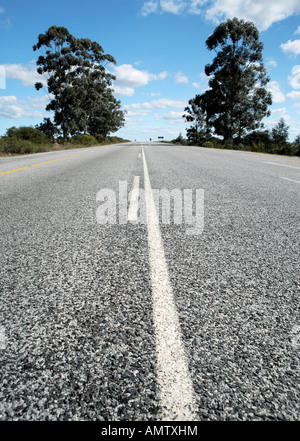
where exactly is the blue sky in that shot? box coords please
[0,0,300,141]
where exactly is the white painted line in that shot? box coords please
[0,325,6,349]
[265,162,300,170]
[138,152,141,158]
[281,177,300,184]
[142,147,197,421]
[128,175,140,221]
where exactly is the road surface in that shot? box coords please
[0,142,299,421]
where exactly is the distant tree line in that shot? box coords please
[0,125,128,155]
[172,119,300,156]
[182,18,300,156]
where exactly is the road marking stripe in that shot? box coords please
[0,154,80,175]
[142,147,197,421]
[0,166,31,175]
[265,162,300,170]
[281,177,300,184]
[251,154,300,163]
[127,175,140,222]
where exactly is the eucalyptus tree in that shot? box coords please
[183,95,211,145]
[33,26,125,139]
[187,18,272,144]
[271,118,289,145]
[35,117,58,141]
[271,118,289,154]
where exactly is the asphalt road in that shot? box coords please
[0,142,299,421]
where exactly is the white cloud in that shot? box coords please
[267,81,285,103]
[161,110,185,122]
[0,96,45,119]
[0,7,11,29]
[175,72,189,84]
[267,59,278,68]
[112,85,136,97]
[112,64,167,96]
[141,1,159,16]
[288,65,300,89]
[271,107,288,116]
[28,95,53,109]
[141,0,300,30]
[141,0,206,16]
[287,90,300,100]
[156,71,168,80]
[0,96,25,119]
[160,0,186,14]
[114,64,152,88]
[1,63,46,87]
[126,109,152,117]
[125,98,186,110]
[188,0,208,14]
[141,0,208,17]
[280,39,300,55]
[152,98,186,108]
[295,26,300,34]
[0,66,5,89]
[205,0,300,31]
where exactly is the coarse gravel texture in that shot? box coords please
[0,144,159,421]
[0,143,299,421]
[144,144,299,421]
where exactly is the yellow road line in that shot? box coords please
[0,166,31,175]
[0,154,80,175]
[250,153,300,163]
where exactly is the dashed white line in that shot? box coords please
[128,176,140,222]
[0,325,6,350]
[265,162,300,170]
[281,177,300,184]
[142,147,197,421]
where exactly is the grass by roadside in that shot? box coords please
[0,136,130,157]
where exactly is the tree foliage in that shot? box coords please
[35,118,59,141]
[293,133,300,156]
[33,26,125,139]
[270,118,290,155]
[271,118,289,145]
[183,95,210,145]
[186,18,272,144]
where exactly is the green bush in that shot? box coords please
[0,137,36,154]
[202,141,214,148]
[71,134,98,146]
[251,141,266,152]
[272,143,300,156]
[5,126,50,144]
[0,137,54,155]
[171,133,187,145]
[95,134,106,144]
[290,143,300,157]
[107,136,127,144]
